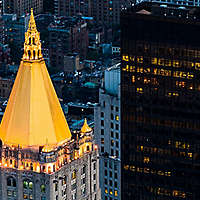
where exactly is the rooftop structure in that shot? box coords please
[0,9,100,200]
[48,16,88,70]
[0,9,71,147]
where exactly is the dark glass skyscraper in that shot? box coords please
[121,3,200,200]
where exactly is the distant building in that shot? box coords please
[64,53,81,73]
[3,0,44,16]
[0,44,12,66]
[91,0,132,25]
[55,0,132,25]
[0,77,13,98]
[55,0,91,17]
[48,16,88,71]
[136,0,200,6]
[94,64,121,200]
[1,14,26,46]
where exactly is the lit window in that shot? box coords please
[124,165,129,170]
[7,190,12,196]
[136,88,143,93]
[144,157,150,163]
[23,193,28,199]
[132,76,135,83]
[114,190,118,196]
[115,115,119,121]
[188,153,193,158]
[23,181,28,189]
[72,170,76,179]
[41,184,45,193]
[122,55,129,61]
[29,182,33,190]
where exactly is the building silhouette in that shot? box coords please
[0,9,100,200]
[121,2,200,199]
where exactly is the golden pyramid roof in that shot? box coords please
[81,118,92,133]
[0,9,71,147]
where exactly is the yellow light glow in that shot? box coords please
[0,9,71,147]
[81,118,92,133]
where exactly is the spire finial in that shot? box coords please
[22,9,43,61]
[31,8,33,16]
[81,118,92,133]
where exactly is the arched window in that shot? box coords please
[81,165,86,175]
[28,50,31,59]
[7,177,16,187]
[41,184,45,193]
[23,180,28,189]
[72,170,76,180]
[13,179,16,187]
[7,177,12,186]
[29,181,33,190]
[23,179,33,190]
[33,50,36,60]
[33,37,35,45]
[62,176,67,185]
[30,163,33,170]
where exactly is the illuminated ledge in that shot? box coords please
[22,58,45,63]
[0,134,96,174]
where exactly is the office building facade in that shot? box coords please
[94,64,121,200]
[121,2,200,200]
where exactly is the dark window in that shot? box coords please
[111,123,114,129]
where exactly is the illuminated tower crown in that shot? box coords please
[23,8,43,61]
[0,9,71,147]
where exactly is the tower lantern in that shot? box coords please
[23,8,43,61]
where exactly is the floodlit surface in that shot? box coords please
[0,9,71,147]
[81,118,92,133]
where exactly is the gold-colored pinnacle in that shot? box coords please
[22,8,43,61]
[81,118,92,133]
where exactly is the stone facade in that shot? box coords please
[94,65,121,200]
[0,149,100,200]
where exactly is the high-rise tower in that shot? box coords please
[121,2,200,200]
[3,0,43,16]
[94,64,121,200]
[0,9,100,200]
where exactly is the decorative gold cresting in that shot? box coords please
[23,8,43,61]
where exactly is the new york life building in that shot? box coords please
[121,2,200,200]
[0,9,100,200]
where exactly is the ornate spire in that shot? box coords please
[0,8,72,147]
[23,8,43,61]
[81,118,92,134]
